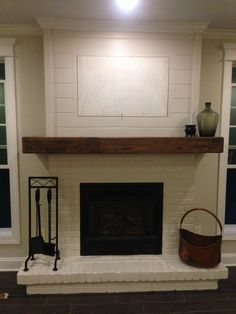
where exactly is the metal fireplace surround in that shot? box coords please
[80,182,163,256]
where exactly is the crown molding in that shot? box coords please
[0,38,16,45]
[223,43,236,50]
[204,28,236,39]
[0,38,16,56]
[36,17,208,34]
[222,43,236,61]
[0,24,42,35]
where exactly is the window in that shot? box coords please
[0,65,11,228]
[227,67,236,164]
[219,44,236,239]
[0,62,7,165]
[0,39,20,243]
[225,67,236,227]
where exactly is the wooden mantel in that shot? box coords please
[22,137,224,154]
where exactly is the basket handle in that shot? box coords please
[179,208,223,235]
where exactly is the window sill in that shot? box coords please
[0,228,20,244]
[223,225,236,240]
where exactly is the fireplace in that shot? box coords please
[80,182,163,255]
[18,156,228,294]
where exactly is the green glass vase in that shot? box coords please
[197,102,219,137]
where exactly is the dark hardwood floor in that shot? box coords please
[0,267,235,314]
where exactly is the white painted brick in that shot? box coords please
[18,255,228,294]
[48,155,198,256]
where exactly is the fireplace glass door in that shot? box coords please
[80,183,163,255]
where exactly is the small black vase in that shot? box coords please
[185,124,196,137]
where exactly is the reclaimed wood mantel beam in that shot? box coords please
[22,137,224,154]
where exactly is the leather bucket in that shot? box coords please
[179,208,222,268]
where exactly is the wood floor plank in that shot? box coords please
[0,267,235,314]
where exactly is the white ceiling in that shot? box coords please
[1,0,236,30]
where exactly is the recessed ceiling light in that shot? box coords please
[115,0,139,12]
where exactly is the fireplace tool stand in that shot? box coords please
[24,177,60,272]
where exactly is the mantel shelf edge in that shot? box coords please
[22,137,224,154]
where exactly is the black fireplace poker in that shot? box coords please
[24,177,60,272]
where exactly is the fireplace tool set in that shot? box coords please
[24,177,60,272]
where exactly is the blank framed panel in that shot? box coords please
[77,56,169,117]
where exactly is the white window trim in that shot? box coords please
[218,43,236,239]
[0,38,20,244]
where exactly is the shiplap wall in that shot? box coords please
[50,31,197,136]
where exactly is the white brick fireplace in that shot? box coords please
[51,154,196,257]
[17,153,228,294]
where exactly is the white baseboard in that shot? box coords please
[0,257,24,271]
[222,253,236,266]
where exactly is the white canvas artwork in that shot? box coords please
[77,56,169,117]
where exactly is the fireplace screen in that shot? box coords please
[80,183,163,255]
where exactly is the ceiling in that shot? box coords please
[1,0,236,30]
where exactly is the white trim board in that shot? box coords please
[0,24,41,35]
[0,257,24,271]
[36,18,208,34]
[222,253,236,266]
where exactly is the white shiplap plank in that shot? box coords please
[172,55,193,70]
[169,84,192,99]
[169,69,192,85]
[55,112,189,128]
[54,98,75,113]
[53,52,75,68]
[169,99,191,114]
[54,83,75,98]
[53,38,194,56]
[55,127,186,137]
[54,68,74,83]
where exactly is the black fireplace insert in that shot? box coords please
[80,182,163,255]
